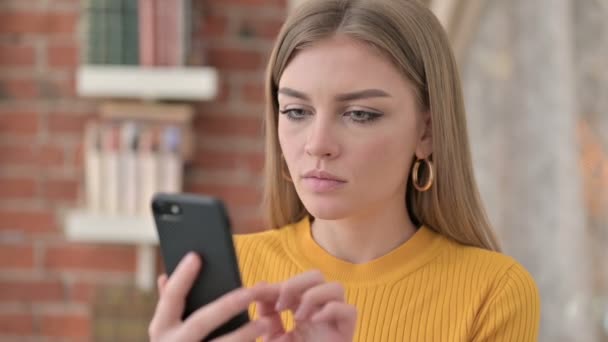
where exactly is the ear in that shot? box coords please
[415,111,432,159]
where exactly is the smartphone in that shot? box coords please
[151,193,249,341]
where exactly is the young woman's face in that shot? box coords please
[277,35,431,220]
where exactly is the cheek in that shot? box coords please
[277,119,303,163]
[351,131,414,184]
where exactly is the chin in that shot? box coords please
[299,195,354,220]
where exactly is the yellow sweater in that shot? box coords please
[234,217,540,341]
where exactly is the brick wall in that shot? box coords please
[0,0,285,340]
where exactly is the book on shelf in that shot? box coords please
[138,0,156,65]
[123,0,140,65]
[84,0,139,65]
[84,0,103,64]
[107,0,123,65]
[84,0,190,66]
[149,0,192,66]
[84,102,193,216]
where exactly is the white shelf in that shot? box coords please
[64,210,159,245]
[64,210,159,291]
[76,65,219,101]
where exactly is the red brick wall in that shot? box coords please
[0,0,285,340]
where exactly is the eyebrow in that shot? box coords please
[277,87,391,102]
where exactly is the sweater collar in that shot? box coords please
[284,216,445,285]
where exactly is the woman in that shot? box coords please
[149,0,541,341]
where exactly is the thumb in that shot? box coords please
[157,274,168,296]
[157,257,205,297]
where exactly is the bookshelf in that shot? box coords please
[65,210,157,244]
[63,99,200,290]
[66,0,216,291]
[65,210,158,293]
[76,65,219,101]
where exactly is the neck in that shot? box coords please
[310,196,417,264]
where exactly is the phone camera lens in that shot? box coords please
[170,204,181,215]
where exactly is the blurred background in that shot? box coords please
[0,0,605,341]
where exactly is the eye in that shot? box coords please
[345,110,382,123]
[279,108,310,121]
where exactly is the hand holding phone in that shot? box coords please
[149,193,357,341]
[150,193,269,341]
[149,251,277,342]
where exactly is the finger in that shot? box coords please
[208,318,271,342]
[276,270,325,312]
[252,282,285,339]
[153,253,201,327]
[293,282,345,321]
[259,310,284,340]
[311,302,358,337]
[180,286,254,340]
[157,274,168,296]
[269,330,300,342]
[250,282,281,307]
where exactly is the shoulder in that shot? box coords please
[233,222,294,252]
[232,222,299,286]
[233,227,283,247]
[233,228,286,261]
[461,244,540,315]
[470,256,540,340]
[434,236,540,317]
[233,219,303,255]
[434,238,540,340]
[435,236,536,290]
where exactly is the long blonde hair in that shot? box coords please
[262,0,501,251]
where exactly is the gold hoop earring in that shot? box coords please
[412,158,434,192]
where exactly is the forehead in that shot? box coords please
[278,35,410,94]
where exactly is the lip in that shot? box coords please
[301,169,347,192]
[302,170,346,182]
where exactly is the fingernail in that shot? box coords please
[185,252,196,263]
[185,252,196,264]
[274,300,283,311]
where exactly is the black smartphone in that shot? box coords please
[151,193,249,341]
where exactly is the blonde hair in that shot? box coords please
[262,0,501,251]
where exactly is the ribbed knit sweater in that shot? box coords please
[234,217,540,341]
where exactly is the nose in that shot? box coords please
[304,115,340,159]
